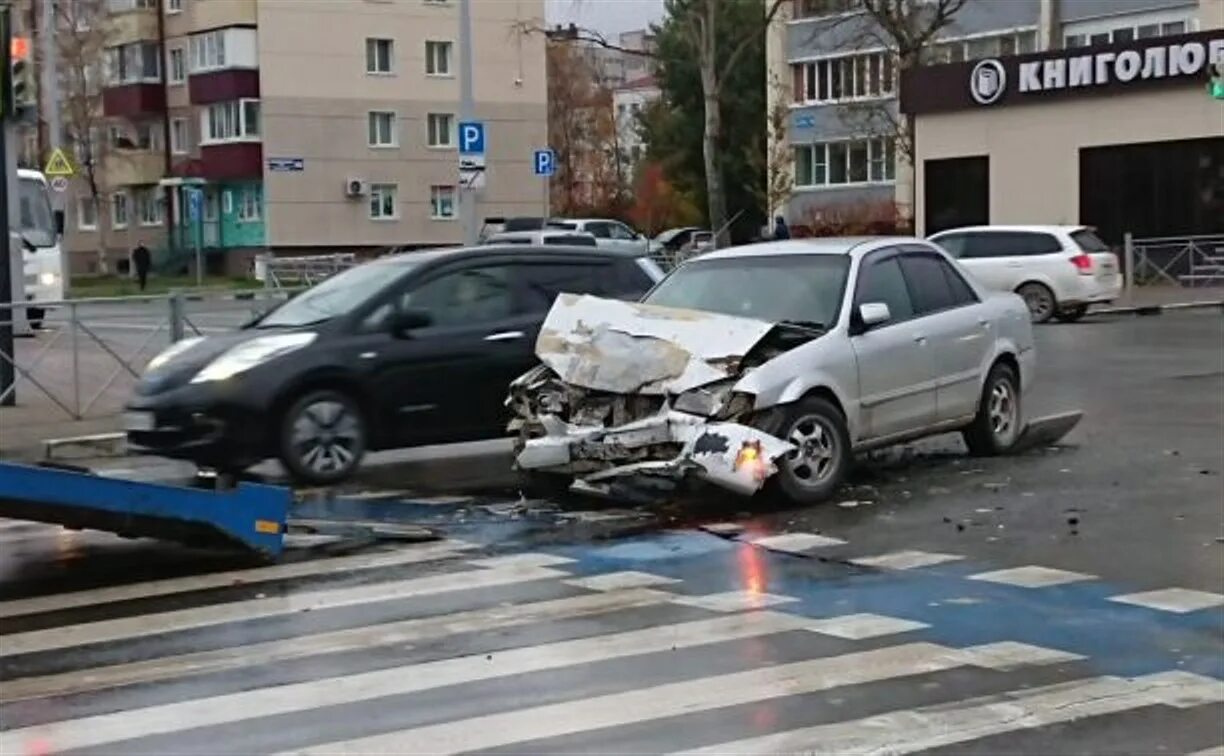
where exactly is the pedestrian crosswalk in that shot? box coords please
[1,524,1222,755]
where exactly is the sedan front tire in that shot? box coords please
[279,389,367,485]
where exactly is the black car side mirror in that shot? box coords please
[392,307,432,336]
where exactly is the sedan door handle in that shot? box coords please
[913,334,928,344]
[484,330,525,342]
[978,319,992,329]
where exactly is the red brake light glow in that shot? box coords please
[1070,253,1094,274]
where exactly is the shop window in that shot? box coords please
[924,156,988,236]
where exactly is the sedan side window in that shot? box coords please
[609,223,637,241]
[857,257,915,323]
[585,222,612,239]
[899,254,956,314]
[519,262,605,312]
[402,266,514,327]
[940,259,979,305]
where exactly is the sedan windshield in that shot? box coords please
[257,261,414,328]
[643,254,849,327]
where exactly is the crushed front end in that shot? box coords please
[507,294,805,498]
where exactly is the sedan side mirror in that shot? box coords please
[392,307,432,336]
[858,302,891,329]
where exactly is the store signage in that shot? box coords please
[902,31,1224,115]
[995,38,1224,102]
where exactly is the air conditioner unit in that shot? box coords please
[344,178,368,197]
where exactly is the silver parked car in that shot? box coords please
[508,237,1035,505]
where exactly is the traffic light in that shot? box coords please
[1211,61,1224,101]
[10,36,35,112]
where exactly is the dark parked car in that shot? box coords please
[124,245,665,484]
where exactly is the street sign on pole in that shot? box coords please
[533,148,555,177]
[458,121,485,156]
[49,176,68,193]
[459,155,487,191]
[43,147,74,177]
[186,189,204,285]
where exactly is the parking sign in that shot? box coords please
[533,149,556,177]
[458,121,485,155]
[187,189,203,222]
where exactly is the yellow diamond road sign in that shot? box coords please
[44,148,75,178]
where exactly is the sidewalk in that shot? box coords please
[1103,284,1224,311]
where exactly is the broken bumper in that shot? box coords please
[515,410,795,497]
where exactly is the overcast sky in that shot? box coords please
[545,0,665,36]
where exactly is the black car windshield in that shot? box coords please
[257,261,414,328]
[642,254,850,327]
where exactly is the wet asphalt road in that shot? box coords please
[0,309,1221,754]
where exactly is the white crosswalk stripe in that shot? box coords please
[1,529,1220,756]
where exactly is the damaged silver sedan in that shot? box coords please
[508,238,1036,504]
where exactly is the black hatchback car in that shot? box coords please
[125,245,664,483]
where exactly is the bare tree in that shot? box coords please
[521,0,787,247]
[820,0,968,215]
[53,0,121,273]
[545,41,623,215]
[755,72,793,228]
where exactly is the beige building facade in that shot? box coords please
[902,11,1222,244]
[48,0,546,276]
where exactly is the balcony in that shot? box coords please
[103,150,165,186]
[106,8,158,46]
[102,83,166,117]
[189,70,260,105]
[174,142,263,181]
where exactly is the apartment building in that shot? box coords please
[53,0,546,276]
[612,74,658,168]
[765,0,1212,233]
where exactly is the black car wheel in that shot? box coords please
[279,390,367,485]
[758,397,851,506]
[963,362,1022,456]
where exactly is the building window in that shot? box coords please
[137,187,163,226]
[111,192,129,228]
[1136,24,1161,39]
[189,29,227,72]
[132,120,162,150]
[169,47,185,83]
[237,185,261,222]
[106,0,155,11]
[1161,21,1186,35]
[167,0,182,12]
[170,117,189,154]
[202,99,260,142]
[793,52,893,105]
[430,185,456,219]
[427,113,453,147]
[368,111,397,147]
[1064,34,1087,48]
[222,190,233,215]
[793,0,856,19]
[366,38,394,74]
[794,137,895,188]
[425,40,452,76]
[105,41,161,84]
[369,183,398,220]
[76,196,97,231]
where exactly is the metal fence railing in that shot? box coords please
[254,253,357,291]
[0,290,291,420]
[1124,233,1224,288]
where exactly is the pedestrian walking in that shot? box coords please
[773,216,790,240]
[132,243,151,291]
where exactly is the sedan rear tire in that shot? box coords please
[1055,304,1088,323]
[962,363,1022,456]
[279,390,367,486]
[761,397,851,506]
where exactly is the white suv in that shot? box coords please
[929,225,1122,323]
[547,219,649,254]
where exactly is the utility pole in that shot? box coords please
[1,3,16,406]
[39,0,56,155]
[457,0,477,246]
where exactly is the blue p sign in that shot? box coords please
[187,189,203,222]
[458,121,485,155]
[533,149,556,177]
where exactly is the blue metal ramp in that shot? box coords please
[0,461,292,558]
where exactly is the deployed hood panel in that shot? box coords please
[534,294,778,395]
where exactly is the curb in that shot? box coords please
[1093,300,1224,316]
